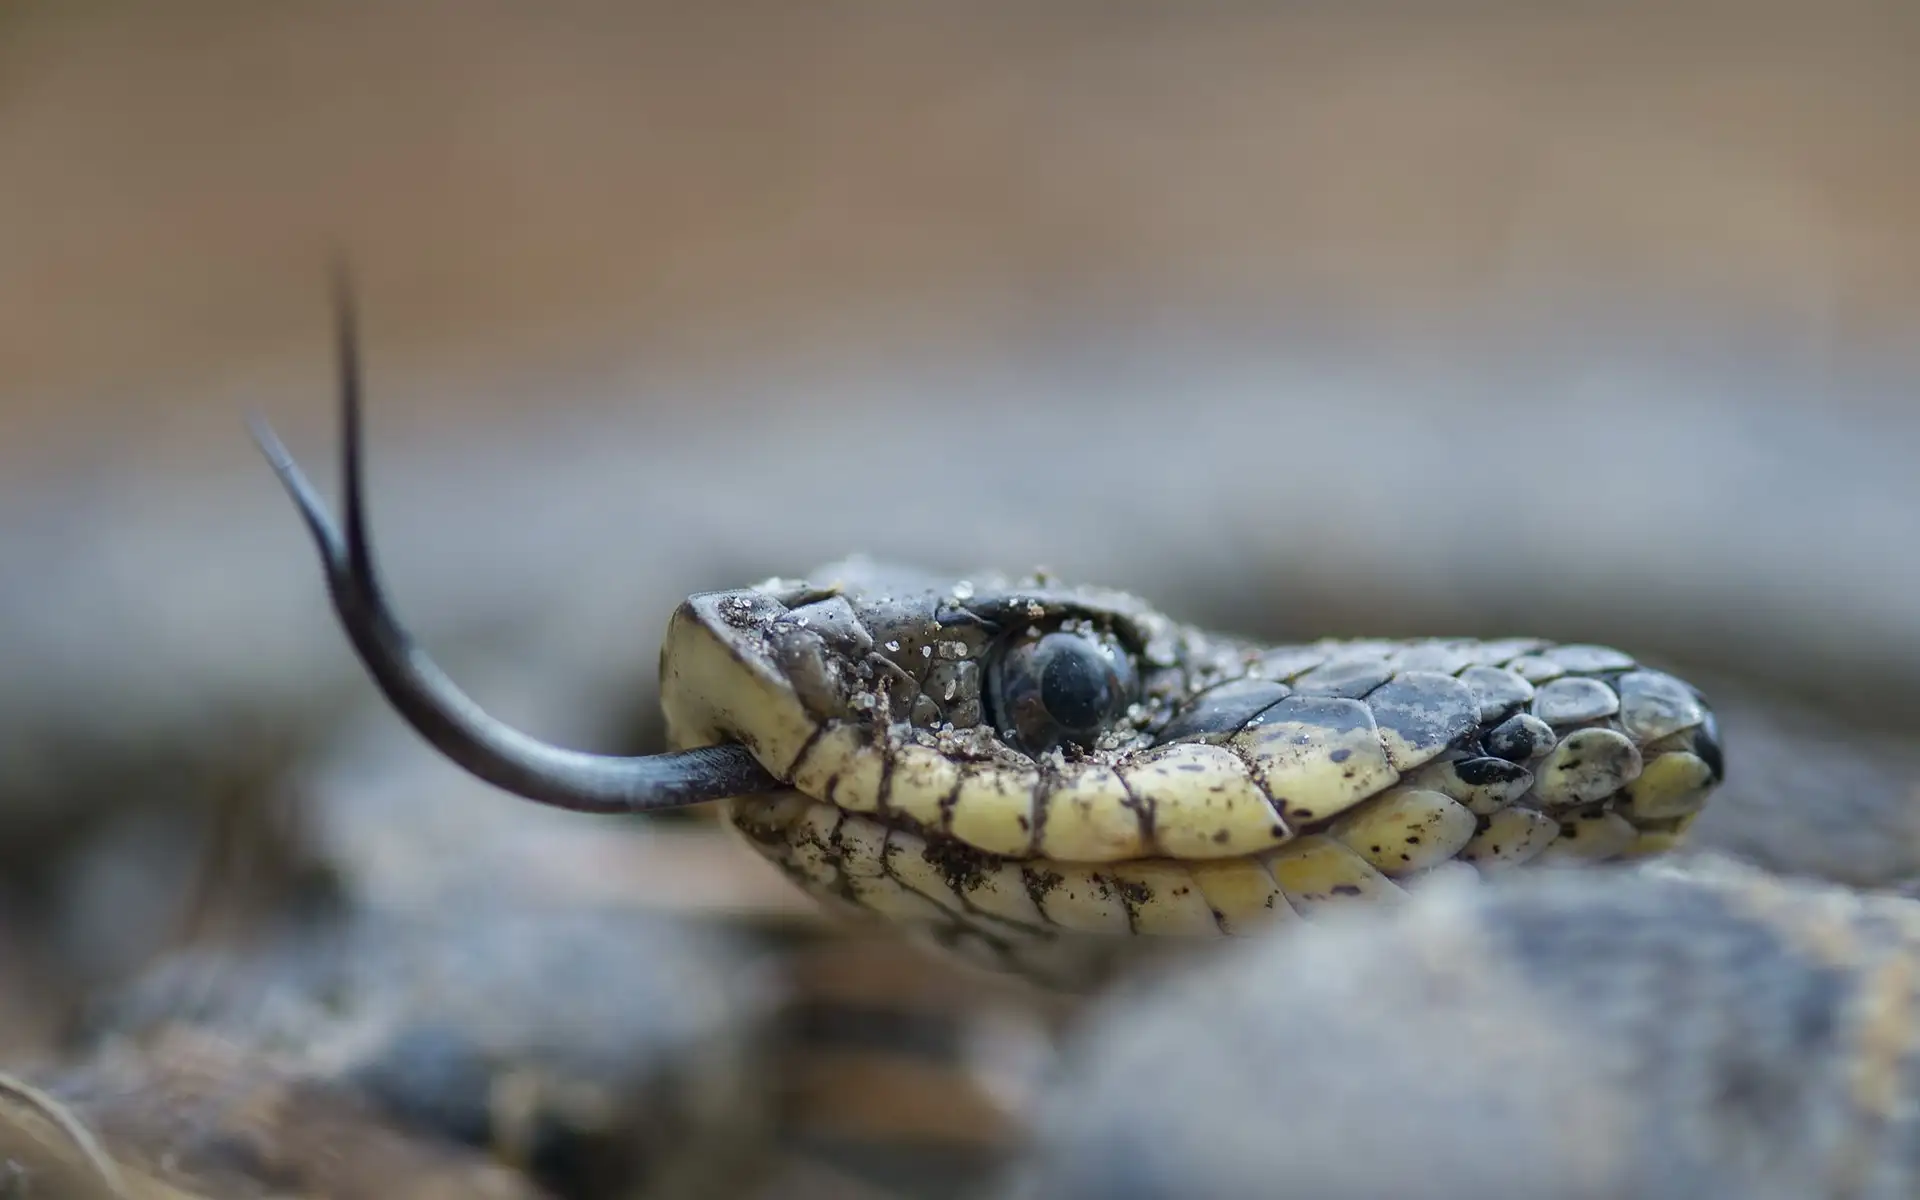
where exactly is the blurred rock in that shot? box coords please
[1002,857,1920,1200]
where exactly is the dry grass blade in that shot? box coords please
[0,1069,129,1200]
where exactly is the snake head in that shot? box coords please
[659,557,1227,785]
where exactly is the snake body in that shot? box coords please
[661,557,1724,989]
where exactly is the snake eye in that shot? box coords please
[988,627,1137,756]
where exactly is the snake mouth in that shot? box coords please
[250,268,777,815]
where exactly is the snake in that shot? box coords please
[245,277,1727,996]
[16,280,1920,1197]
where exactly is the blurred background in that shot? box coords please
[1,0,1919,1168]
[8,1,1918,447]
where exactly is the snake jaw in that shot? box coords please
[659,589,834,781]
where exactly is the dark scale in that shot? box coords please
[1484,713,1557,763]
[1365,671,1481,767]
[1694,711,1727,782]
[1289,658,1394,700]
[1153,679,1292,745]
[1454,756,1531,788]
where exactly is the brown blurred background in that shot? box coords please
[5,0,1917,460]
